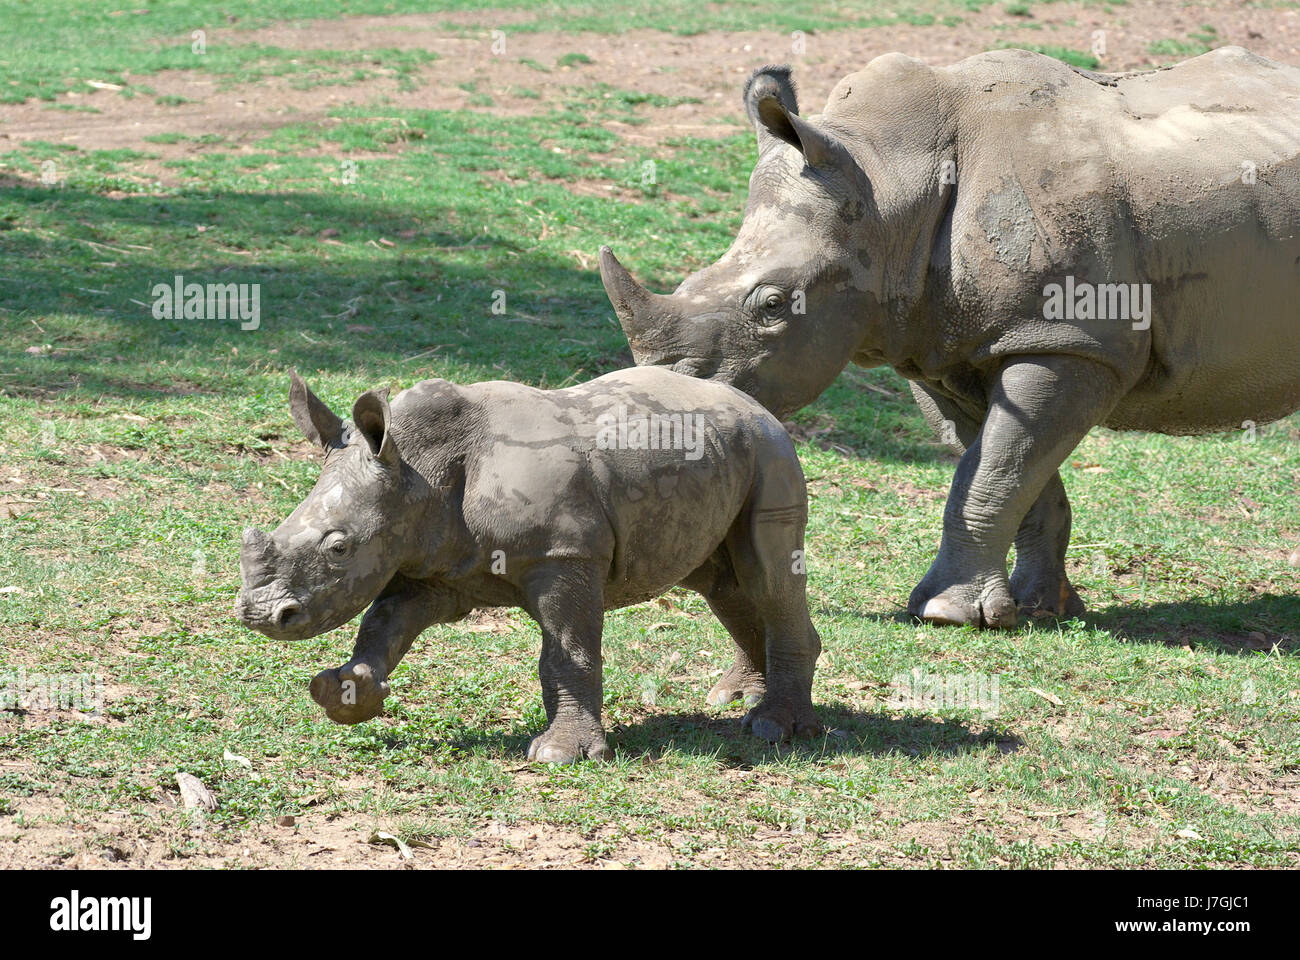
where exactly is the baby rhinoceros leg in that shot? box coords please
[725,459,822,743]
[308,577,451,726]
[309,661,390,724]
[522,562,613,764]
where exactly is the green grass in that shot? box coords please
[0,0,1091,106]
[1001,43,1100,69]
[1149,25,1220,61]
[1,0,1298,870]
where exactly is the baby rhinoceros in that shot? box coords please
[235,366,822,762]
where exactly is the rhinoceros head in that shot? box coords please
[235,373,428,641]
[602,65,880,419]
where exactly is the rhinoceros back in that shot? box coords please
[566,367,799,601]
[403,367,799,604]
[837,47,1300,433]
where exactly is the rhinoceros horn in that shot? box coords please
[599,246,673,351]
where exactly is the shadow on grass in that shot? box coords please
[813,586,1300,649]
[1089,594,1300,654]
[0,183,629,396]
[0,181,948,462]
[379,703,1014,765]
[609,705,1013,766]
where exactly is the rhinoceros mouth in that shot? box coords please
[235,587,318,641]
[670,357,722,380]
[671,356,761,396]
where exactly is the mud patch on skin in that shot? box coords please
[977,176,1040,269]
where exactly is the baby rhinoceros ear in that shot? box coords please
[351,388,400,468]
[289,371,346,450]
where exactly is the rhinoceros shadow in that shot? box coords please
[606,706,1015,764]
[812,591,1299,656]
[378,704,1015,764]
[1084,594,1300,655]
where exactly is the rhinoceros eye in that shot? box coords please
[751,285,788,327]
[321,531,352,564]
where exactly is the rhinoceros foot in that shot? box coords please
[309,661,389,724]
[706,663,766,708]
[742,694,822,743]
[526,723,612,764]
[908,576,1018,629]
[1011,572,1086,621]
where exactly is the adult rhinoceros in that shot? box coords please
[599,47,1300,629]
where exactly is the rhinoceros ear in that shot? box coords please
[744,64,852,176]
[351,388,399,468]
[744,65,800,152]
[289,371,346,450]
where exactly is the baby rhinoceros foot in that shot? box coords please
[742,694,822,744]
[706,662,766,708]
[309,661,390,725]
[526,722,612,765]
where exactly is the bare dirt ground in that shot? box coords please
[3,1,1300,178]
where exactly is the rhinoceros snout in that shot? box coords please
[234,586,310,639]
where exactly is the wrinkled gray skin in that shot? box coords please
[235,366,821,762]
[602,47,1300,628]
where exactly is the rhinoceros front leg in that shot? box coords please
[522,562,611,763]
[1009,472,1085,619]
[910,381,1085,620]
[907,357,1122,628]
[309,575,464,724]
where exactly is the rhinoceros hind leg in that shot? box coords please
[719,455,822,741]
[707,664,766,708]
[1012,574,1086,620]
[1010,472,1086,619]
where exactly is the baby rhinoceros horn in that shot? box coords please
[239,527,277,585]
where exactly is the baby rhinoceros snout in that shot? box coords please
[235,527,308,638]
[233,589,304,637]
[270,599,301,631]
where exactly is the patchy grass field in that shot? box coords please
[1,1,1298,869]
